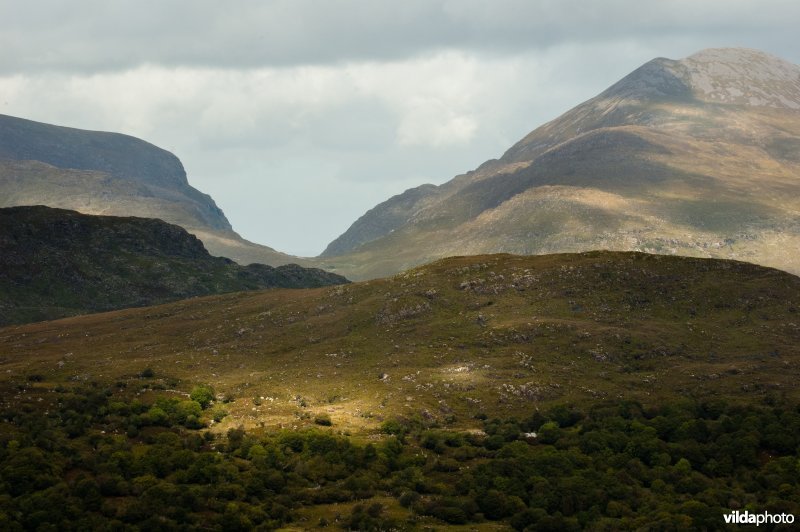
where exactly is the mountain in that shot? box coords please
[320,48,800,280]
[0,206,347,326]
[0,113,304,266]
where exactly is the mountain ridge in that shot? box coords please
[319,47,800,280]
[0,113,308,267]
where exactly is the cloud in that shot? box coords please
[2,1,799,74]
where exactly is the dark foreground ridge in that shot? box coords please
[0,206,348,325]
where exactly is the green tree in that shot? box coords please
[190,385,215,409]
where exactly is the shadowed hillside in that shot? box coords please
[0,206,348,325]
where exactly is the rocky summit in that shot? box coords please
[319,48,800,280]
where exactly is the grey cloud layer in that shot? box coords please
[2,0,799,73]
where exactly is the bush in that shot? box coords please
[211,405,229,423]
[189,385,215,409]
[380,417,409,436]
[314,413,333,426]
[399,491,419,508]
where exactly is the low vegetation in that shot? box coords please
[0,381,798,530]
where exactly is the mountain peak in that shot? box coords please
[598,57,692,102]
[322,47,800,281]
[677,47,800,108]
[601,47,800,109]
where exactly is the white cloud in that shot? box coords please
[397,110,478,147]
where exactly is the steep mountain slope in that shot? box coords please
[2,251,798,434]
[0,206,347,326]
[0,114,303,266]
[320,48,800,280]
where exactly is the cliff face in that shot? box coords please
[0,113,233,232]
[0,113,191,189]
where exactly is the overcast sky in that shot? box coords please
[2,1,799,256]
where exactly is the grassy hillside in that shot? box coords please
[0,206,347,326]
[1,251,799,529]
[2,251,797,432]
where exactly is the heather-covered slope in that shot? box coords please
[3,251,798,431]
[1,251,799,529]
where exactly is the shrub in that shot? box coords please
[399,491,419,508]
[314,413,333,426]
[189,385,215,409]
[211,405,229,423]
[380,418,406,435]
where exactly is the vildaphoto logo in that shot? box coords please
[723,510,795,526]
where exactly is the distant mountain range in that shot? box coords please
[0,113,305,267]
[2,48,799,282]
[0,206,347,326]
[318,48,800,280]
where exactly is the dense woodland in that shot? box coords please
[1,376,798,531]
